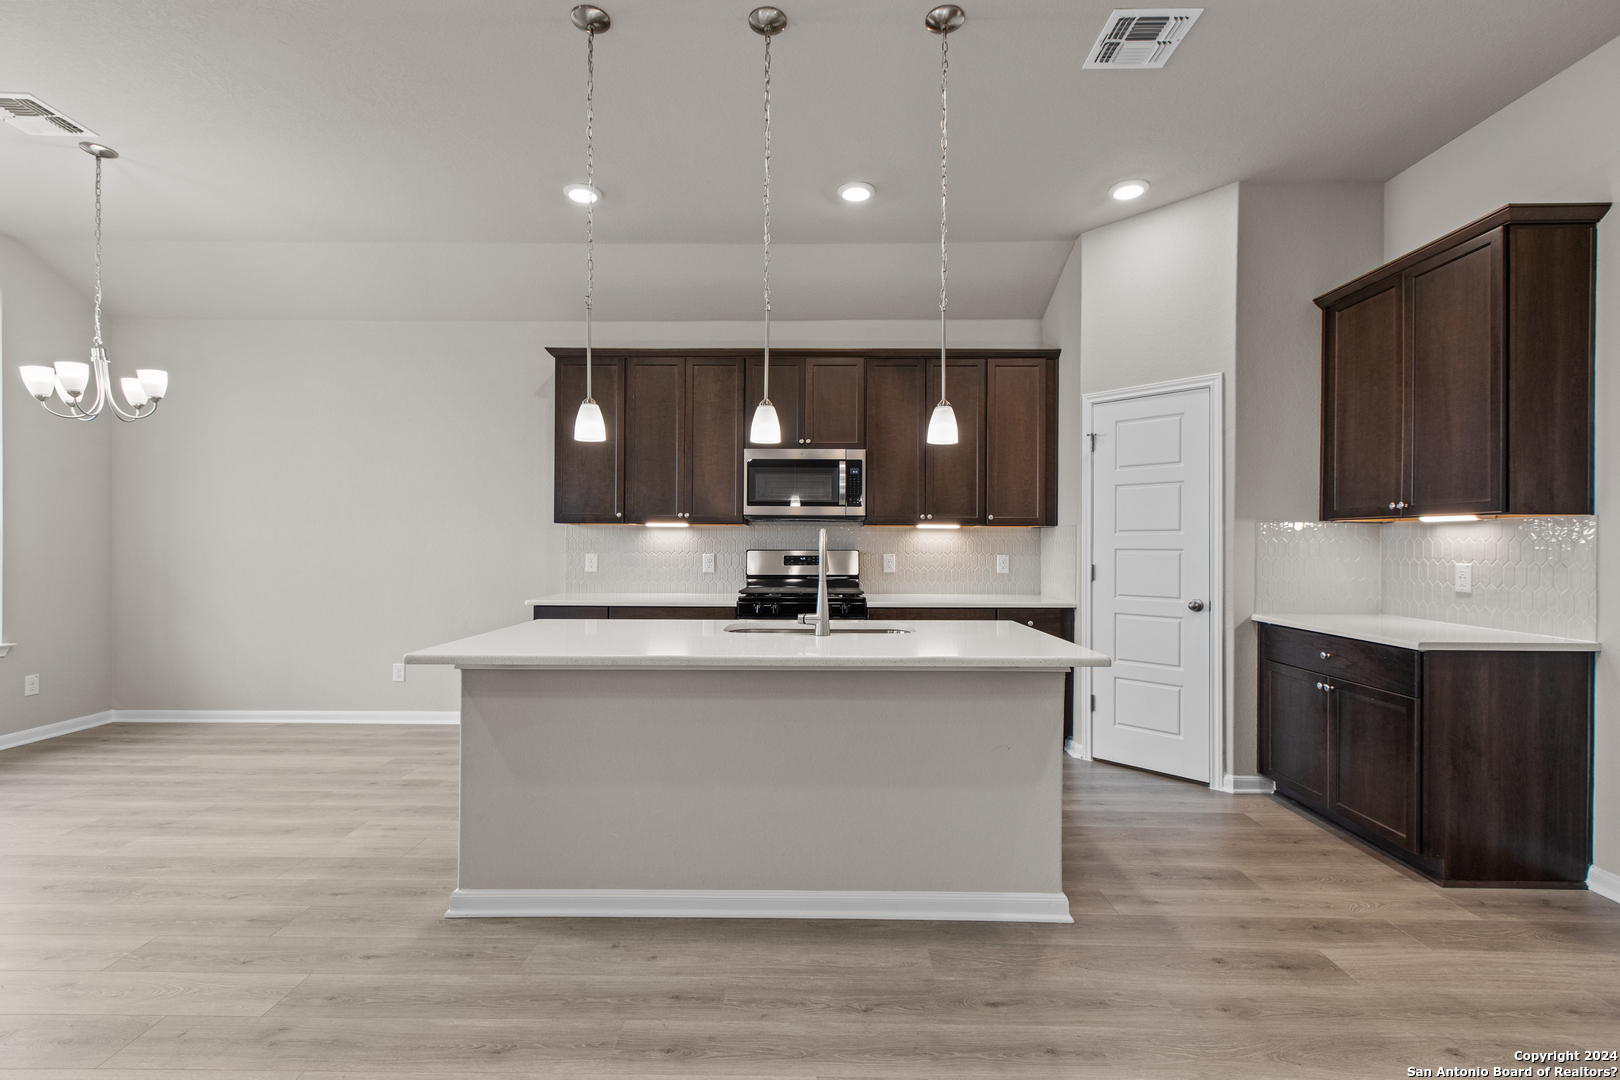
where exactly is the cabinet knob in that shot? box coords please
[1319,651,1331,659]
[988,514,994,521]
[1027,620,1035,626]
[1388,502,1397,510]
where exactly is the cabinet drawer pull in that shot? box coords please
[1320,651,1331,659]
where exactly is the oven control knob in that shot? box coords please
[771,604,779,614]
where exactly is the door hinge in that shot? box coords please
[1090,564,1096,582]
[1085,432,1097,450]
[1089,694,1096,712]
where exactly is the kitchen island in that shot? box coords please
[406,617,1109,923]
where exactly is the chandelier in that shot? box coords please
[925,5,964,445]
[17,142,167,421]
[748,6,788,444]
[571,5,610,442]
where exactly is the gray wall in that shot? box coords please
[1382,32,1620,879]
[0,236,111,738]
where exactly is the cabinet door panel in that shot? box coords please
[864,358,927,524]
[1332,681,1419,852]
[1260,660,1331,811]
[1322,283,1406,519]
[624,357,684,522]
[745,356,802,447]
[1408,230,1506,515]
[924,357,986,524]
[803,356,864,447]
[685,357,745,523]
[554,357,623,523]
[986,357,1051,526]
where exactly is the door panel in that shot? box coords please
[803,356,864,447]
[554,357,623,523]
[1090,385,1212,782]
[986,357,1049,526]
[624,357,684,522]
[1322,283,1407,519]
[745,356,803,447]
[685,357,745,524]
[1408,230,1506,515]
[1332,681,1419,851]
[1260,660,1331,810]
[924,357,985,524]
[864,358,926,524]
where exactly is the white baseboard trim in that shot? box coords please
[1063,737,1088,759]
[446,888,1075,923]
[0,709,116,752]
[1588,865,1620,905]
[114,710,459,725]
[1215,773,1275,795]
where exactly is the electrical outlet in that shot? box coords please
[996,554,1010,574]
[583,553,598,573]
[1453,562,1473,594]
[883,553,896,574]
[392,663,406,683]
[24,674,39,696]
[702,553,715,574]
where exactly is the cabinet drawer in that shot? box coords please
[534,605,609,620]
[1261,625,1418,697]
[609,606,737,620]
[998,608,1074,641]
[870,607,996,621]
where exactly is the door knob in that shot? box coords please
[1187,599,1204,612]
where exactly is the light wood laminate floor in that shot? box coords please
[1,722,1616,1078]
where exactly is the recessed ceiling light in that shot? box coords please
[838,182,874,203]
[1110,179,1149,201]
[564,183,602,204]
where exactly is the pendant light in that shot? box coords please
[748,6,787,445]
[925,4,964,445]
[17,142,168,422]
[571,4,610,442]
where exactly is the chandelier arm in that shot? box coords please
[39,401,93,420]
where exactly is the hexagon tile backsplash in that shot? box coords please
[565,524,1045,596]
[1255,517,1598,641]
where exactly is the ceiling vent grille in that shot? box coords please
[1083,9,1202,70]
[0,93,98,137]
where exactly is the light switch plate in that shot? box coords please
[996,554,1010,574]
[702,553,715,574]
[883,553,896,574]
[392,663,406,683]
[584,554,598,573]
[1453,561,1473,594]
[24,674,39,696]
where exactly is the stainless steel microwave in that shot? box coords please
[744,448,866,523]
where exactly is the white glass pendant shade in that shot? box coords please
[120,377,150,408]
[19,366,56,400]
[926,402,958,444]
[136,369,168,401]
[574,399,607,442]
[749,401,781,444]
[54,360,90,397]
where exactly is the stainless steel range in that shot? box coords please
[736,548,867,620]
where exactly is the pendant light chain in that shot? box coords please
[761,27,773,404]
[937,27,949,406]
[93,154,104,350]
[583,24,596,403]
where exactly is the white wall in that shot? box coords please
[106,317,1044,713]
[1383,33,1620,880]
[0,236,111,738]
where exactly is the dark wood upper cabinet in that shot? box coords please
[802,356,865,447]
[1316,203,1606,521]
[925,357,986,524]
[1321,283,1407,520]
[623,356,685,523]
[553,356,624,523]
[986,357,1057,526]
[685,356,745,524]
[744,356,803,448]
[864,357,927,524]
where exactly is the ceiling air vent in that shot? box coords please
[1083,9,1202,70]
[0,93,98,137]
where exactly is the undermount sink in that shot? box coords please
[723,620,914,635]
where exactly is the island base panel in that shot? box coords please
[456,667,1069,921]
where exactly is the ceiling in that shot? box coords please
[2,0,1617,320]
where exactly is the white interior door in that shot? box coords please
[1088,382,1216,783]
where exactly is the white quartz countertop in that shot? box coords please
[1252,612,1600,652]
[409,618,1110,671]
[525,592,1077,609]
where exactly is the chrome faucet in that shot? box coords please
[798,527,832,637]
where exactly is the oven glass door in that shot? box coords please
[747,460,843,507]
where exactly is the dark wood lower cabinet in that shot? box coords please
[1258,624,1592,887]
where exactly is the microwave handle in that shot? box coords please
[838,460,847,505]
